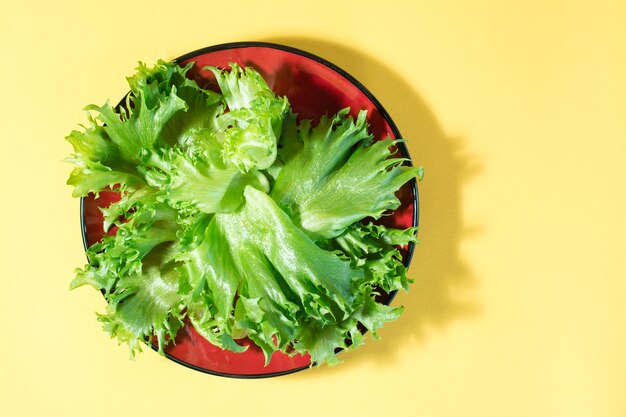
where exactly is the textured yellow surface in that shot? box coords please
[1,1,625,416]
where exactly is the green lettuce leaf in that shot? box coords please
[71,201,183,355]
[142,144,269,214]
[208,63,288,172]
[330,222,418,292]
[209,186,401,365]
[65,114,145,197]
[271,108,421,240]
[181,215,247,353]
[124,60,222,150]
[65,60,213,204]
[96,242,186,356]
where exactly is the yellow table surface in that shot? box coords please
[2,1,625,416]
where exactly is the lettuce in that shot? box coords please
[66,60,421,367]
[271,108,421,240]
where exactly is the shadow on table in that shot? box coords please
[261,36,483,376]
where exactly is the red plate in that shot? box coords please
[80,42,419,377]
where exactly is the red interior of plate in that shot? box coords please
[82,44,416,377]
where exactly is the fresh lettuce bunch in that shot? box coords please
[67,60,422,366]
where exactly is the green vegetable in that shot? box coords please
[66,60,420,366]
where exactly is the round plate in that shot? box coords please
[80,42,419,378]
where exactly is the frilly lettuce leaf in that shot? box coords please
[65,115,145,197]
[208,63,288,172]
[85,90,185,164]
[207,62,278,111]
[180,215,247,353]
[71,201,183,355]
[96,243,186,356]
[195,186,402,365]
[271,108,421,240]
[142,144,269,214]
[329,222,419,293]
[184,185,359,363]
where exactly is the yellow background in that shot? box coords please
[1,1,625,416]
